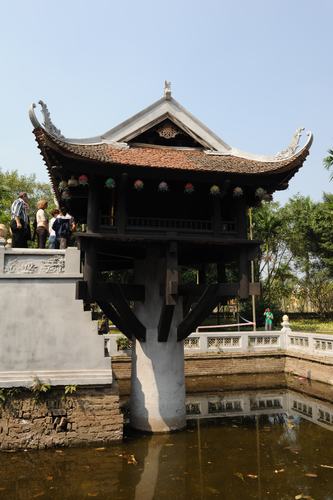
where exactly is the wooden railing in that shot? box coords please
[127,217,212,232]
[99,215,237,234]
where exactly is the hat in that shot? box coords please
[18,191,28,198]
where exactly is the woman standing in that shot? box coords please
[36,199,49,249]
[48,208,60,248]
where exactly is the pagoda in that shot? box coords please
[29,83,312,431]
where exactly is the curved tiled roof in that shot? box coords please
[34,128,312,176]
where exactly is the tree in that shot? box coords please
[312,193,333,276]
[0,168,56,228]
[323,148,333,181]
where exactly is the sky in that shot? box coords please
[1,0,333,205]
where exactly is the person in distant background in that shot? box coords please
[48,208,60,249]
[35,199,49,249]
[10,192,30,248]
[264,307,274,331]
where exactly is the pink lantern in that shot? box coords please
[78,174,88,186]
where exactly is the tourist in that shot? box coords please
[48,208,60,249]
[52,206,74,249]
[10,192,31,248]
[264,307,274,331]
[35,199,49,249]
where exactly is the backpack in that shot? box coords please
[59,219,71,238]
[53,217,71,239]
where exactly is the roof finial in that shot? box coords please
[164,80,171,100]
[275,127,305,160]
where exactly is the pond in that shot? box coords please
[0,381,332,499]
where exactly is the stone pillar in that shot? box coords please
[130,247,186,432]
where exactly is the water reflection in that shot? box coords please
[186,388,333,432]
[0,386,332,499]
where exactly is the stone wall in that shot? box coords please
[0,247,112,387]
[0,386,123,450]
[112,350,333,388]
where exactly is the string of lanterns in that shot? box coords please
[57,176,270,201]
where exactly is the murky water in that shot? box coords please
[0,385,333,500]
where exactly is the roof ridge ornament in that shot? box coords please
[29,100,64,139]
[164,80,172,100]
[275,127,305,160]
[38,100,64,139]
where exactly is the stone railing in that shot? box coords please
[0,247,81,278]
[108,330,333,358]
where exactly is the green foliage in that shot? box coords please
[64,385,77,395]
[0,168,56,231]
[31,378,51,394]
[312,194,333,276]
[290,318,333,334]
[116,335,132,351]
[0,387,21,406]
[323,148,333,181]
[252,195,333,315]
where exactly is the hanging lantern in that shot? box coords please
[67,175,78,187]
[61,189,71,200]
[58,180,68,192]
[263,192,272,202]
[105,177,116,189]
[158,181,169,192]
[134,179,144,191]
[184,182,194,194]
[78,174,89,186]
[210,185,220,196]
[255,187,266,199]
[233,187,243,198]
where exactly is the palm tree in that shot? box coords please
[323,148,333,180]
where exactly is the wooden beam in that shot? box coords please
[177,284,220,341]
[158,304,175,342]
[76,280,145,302]
[87,177,100,233]
[179,283,238,298]
[97,301,133,341]
[77,281,146,340]
[103,283,146,341]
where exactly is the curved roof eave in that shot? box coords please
[29,99,313,165]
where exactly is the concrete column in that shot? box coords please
[130,247,186,432]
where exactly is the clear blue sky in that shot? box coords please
[1,0,332,205]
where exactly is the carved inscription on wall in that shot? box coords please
[5,255,65,274]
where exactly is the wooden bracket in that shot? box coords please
[177,284,220,341]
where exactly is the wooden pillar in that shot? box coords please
[212,197,222,235]
[239,249,249,299]
[237,199,248,238]
[87,177,100,233]
[116,172,128,234]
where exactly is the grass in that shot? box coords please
[289,319,333,335]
